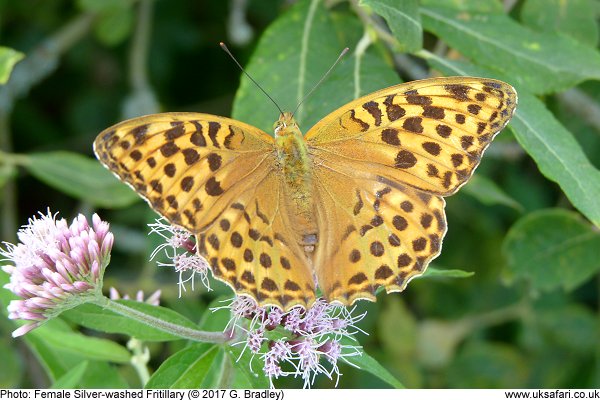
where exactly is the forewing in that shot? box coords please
[94,112,315,309]
[306,77,517,195]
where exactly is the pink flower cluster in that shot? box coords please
[224,296,365,388]
[1,210,113,337]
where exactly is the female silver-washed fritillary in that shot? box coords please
[94,76,517,310]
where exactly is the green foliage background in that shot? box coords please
[1,0,599,389]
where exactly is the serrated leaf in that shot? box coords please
[420,4,600,94]
[423,55,600,227]
[62,301,200,342]
[30,325,130,363]
[25,152,139,208]
[463,175,524,211]
[51,361,89,389]
[520,0,599,47]
[503,209,600,291]
[232,0,398,133]
[145,343,220,388]
[360,0,422,52]
[0,47,24,84]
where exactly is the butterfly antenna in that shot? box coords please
[292,47,349,118]
[220,42,284,116]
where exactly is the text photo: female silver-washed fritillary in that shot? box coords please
[94,76,517,310]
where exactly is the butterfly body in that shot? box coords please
[94,76,517,311]
[274,112,317,240]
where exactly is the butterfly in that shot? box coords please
[94,76,517,310]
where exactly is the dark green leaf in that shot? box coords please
[462,175,524,211]
[423,55,600,227]
[77,362,129,388]
[232,0,398,133]
[503,209,600,291]
[520,0,599,47]
[51,361,89,389]
[146,343,220,388]
[420,3,600,94]
[24,333,68,381]
[0,336,24,387]
[343,340,405,388]
[63,301,199,342]
[25,152,139,208]
[360,0,422,52]
[536,305,599,354]
[0,46,24,84]
[30,325,130,363]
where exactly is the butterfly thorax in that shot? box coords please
[274,112,316,236]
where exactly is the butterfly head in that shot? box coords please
[274,112,300,138]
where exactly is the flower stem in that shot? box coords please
[93,296,229,344]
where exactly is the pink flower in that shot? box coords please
[1,210,113,337]
[223,295,365,388]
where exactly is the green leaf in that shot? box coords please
[423,55,600,227]
[448,342,528,388]
[94,7,134,46]
[77,0,134,13]
[422,266,474,279]
[420,3,600,94]
[520,0,599,47]
[77,362,129,388]
[0,336,24,387]
[511,92,600,227]
[225,345,270,389]
[232,0,398,133]
[503,209,600,291]
[63,301,199,342]
[145,343,220,388]
[30,325,130,363]
[536,304,599,354]
[25,152,139,208]
[462,175,524,211]
[51,361,89,389]
[0,164,17,190]
[343,339,405,388]
[360,0,422,52]
[0,47,24,84]
[421,0,504,14]
[24,333,68,381]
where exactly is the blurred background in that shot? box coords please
[1,0,599,389]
